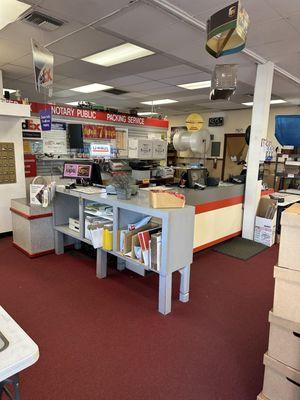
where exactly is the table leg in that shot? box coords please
[74,240,81,250]
[117,258,126,271]
[96,248,107,279]
[158,273,172,315]
[54,231,64,255]
[179,265,190,303]
[0,374,21,400]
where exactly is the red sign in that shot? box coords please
[83,124,116,139]
[29,102,169,128]
[24,155,37,178]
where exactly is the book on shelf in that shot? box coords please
[150,233,162,272]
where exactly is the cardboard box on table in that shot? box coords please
[254,198,277,247]
[278,203,300,271]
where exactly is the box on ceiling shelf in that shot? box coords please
[278,203,300,271]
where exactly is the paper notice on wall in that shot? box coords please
[42,130,67,154]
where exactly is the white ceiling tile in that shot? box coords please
[1,64,32,79]
[48,27,123,58]
[0,20,84,47]
[38,0,130,24]
[0,39,30,66]
[102,75,148,86]
[127,81,171,91]
[249,39,300,60]
[246,18,298,47]
[54,60,123,80]
[137,65,201,80]
[161,72,211,85]
[265,0,300,17]
[13,53,73,69]
[285,12,300,33]
[195,0,280,24]
[112,54,179,75]
[96,2,177,38]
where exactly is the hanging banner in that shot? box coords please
[39,108,52,131]
[206,1,250,58]
[31,38,54,96]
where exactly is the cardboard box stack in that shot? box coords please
[258,203,300,400]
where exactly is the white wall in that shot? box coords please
[0,117,26,233]
[168,105,300,154]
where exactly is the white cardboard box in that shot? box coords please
[128,138,153,159]
[273,266,300,322]
[278,203,300,271]
[262,353,300,400]
[254,198,277,247]
[268,311,300,371]
[152,139,167,159]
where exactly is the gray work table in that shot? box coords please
[53,187,195,315]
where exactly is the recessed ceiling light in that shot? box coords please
[138,111,159,116]
[177,80,211,90]
[242,99,286,106]
[70,83,113,93]
[65,101,79,106]
[141,99,178,105]
[0,0,31,31]
[82,43,155,67]
[3,88,16,94]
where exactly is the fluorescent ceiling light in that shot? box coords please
[138,112,159,116]
[82,43,155,67]
[242,99,287,106]
[3,88,16,94]
[70,83,113,93]
[65,101,79,106]
[141,99,178,105]
[177,80,211,90]
[0,0,31,31]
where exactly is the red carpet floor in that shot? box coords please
[0,236,277,400]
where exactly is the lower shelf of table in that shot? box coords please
[54,225,159,274]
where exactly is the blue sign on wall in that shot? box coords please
[39,108,52,131]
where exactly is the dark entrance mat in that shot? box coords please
[213,237,268,260]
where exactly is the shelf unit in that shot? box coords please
[273,153,300,191]
[52,188,195,315]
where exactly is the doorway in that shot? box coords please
[221,133,248,181]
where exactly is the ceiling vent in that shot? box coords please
[22,11,64,31]
[104,88,129,95]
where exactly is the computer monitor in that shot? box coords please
[63,162,92,180]
[68,124,84,149]
[187,168,208,188]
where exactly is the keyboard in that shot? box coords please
[71,187,106,195]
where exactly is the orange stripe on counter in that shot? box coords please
[193,231,242,253]
[195,196,244,214]
[261,189,275,196]
[10,207,53,220]
[12,242,55,258]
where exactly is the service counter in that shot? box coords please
[175,184,273,252]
